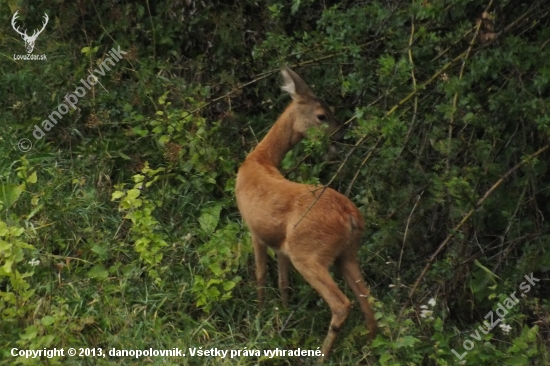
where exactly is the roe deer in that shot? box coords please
[235,68,377,361]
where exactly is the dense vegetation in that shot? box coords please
[2,0,550,364]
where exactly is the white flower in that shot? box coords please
[28,258,40,266]
[428,298,437,307]
[420,305,428,309]
[420,309,434,320]
[499,323,512,334]
[388,284,396,288]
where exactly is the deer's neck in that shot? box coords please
[248,107,301,168]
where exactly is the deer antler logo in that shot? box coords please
[11,11,49,54]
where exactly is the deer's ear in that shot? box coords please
[281,67,314,100]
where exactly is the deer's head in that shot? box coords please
[11,11,49,53]
[281,68,341,141]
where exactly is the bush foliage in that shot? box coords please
[1,0,549,364]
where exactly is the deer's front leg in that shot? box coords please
[277,252,290,307]
[252,234,267,308]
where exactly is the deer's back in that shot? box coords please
[236,162,364,252]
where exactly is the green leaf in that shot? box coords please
[81,46,98,56]
[41,315,55,326]
[111,191,125,200]
[208,262,223,276]
[433,317,443,331]
[27,172,37,184]
[10,227,24,237]
[504,354,528,365]
[395,335,420,348]
[91,243,109,257]
[474,259,501,280]
[223,281,236,291]
[0,239,10,251]
[0,222,7,236]
[198,204,223,236]
[132,127,148,137]
[0,184,24,209]
[2,257,14,273]
[158,135,170,144]
[126,188,141,200]
[371,335,388,348]
[19,325,38,340]
[119,152,131,160]
[379,353,393,363]
[132,174,145,183]
[291,0,301,15]
[87,265,109,279]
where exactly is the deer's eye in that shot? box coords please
[317,115,326,121]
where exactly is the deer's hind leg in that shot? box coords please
[337,253,378,342]
[288,253,351,361]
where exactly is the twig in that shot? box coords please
[398,191,423,272]
[284,88,396,179]
[386,49,467,118]
[283,115,356,178]
[278,292,313,335]
[344,142,377,197]
[190,39,385,117]
[446,0,491,172]
[292,144,359,229]
[398,14,419,159]
[385,184,430,220]
[490,184,528,273]
[145,0,156,61]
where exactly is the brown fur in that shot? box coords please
[235,68,377,361]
